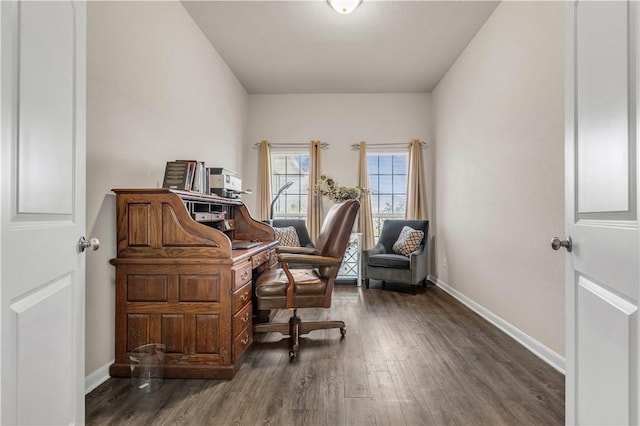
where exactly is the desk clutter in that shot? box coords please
[162,161,251,199]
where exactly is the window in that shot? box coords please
[271,152,309,220]
[367,153,407,239]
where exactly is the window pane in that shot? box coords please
[393,155,407,174]
[379,195,393,213]
[373,217,383,239]
[367,152,408,242]
[270,152,309,219]
[299,196,308,213]
[285,195,301,214]
[379,155,392,174]
[393,175,406,193]
[287,179,301,194]
[369,175,379,193]
[273,199,284,215]
[370,194,379,211]
[272,156,286,173]
[299,156,310,173]
[367,155,378,174]
[378,175,393,195]
[393,195,406,214]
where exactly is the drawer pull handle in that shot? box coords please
[241,271,249,281]
[241,334,249,345]
[240,292,249,302]
[241,311,250,323]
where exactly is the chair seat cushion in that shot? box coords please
[367,253,411,269]
[255,268,327,297]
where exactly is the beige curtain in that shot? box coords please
[307,140,323,242]
[357,141,375,250]
[405,139,427,219]
[259,140,272,220]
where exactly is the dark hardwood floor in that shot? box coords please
[86,282,564,425]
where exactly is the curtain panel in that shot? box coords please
[357,141,375,250]
[259,140,272,220]
[405,139,427,220]
[307,140,323,242]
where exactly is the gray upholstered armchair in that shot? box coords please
[362,219,429,294]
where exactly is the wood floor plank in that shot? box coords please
[368,370,406,426]
[86,285,564,426]
[315,358,346,426]
[344,397,376,425]
[387,359,439,425]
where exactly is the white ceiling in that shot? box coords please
[182,1,500,94]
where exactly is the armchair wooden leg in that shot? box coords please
[364,278,370,289]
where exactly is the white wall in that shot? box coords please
[432,1,565,355]
[244,93,433,220]
[85,1,248,378]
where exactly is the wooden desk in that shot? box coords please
[109,188,277,379]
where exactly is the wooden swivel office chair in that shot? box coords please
[253,199,360,359]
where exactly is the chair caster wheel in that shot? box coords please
[340,327,346,337]
[289,350,297,359]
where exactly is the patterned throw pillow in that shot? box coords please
[274,226,300,247]
[392,226,424,256]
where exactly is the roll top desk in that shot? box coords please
[109,188,277,379]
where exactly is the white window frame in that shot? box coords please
[271,150,309,221]
[367,151,408,239]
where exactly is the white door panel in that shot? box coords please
[565,1,639,424]
[573,222,639,299]
[1,1,86,424]
[576,275,637,426]
[18,1,74,215]
[13,275,74,425]
[576,1,631,214]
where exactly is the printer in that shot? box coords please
[208,168,243,198]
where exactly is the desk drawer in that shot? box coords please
[232,261,252,291]
[233,302,252,333]
[268,248,278,269]
[232,281,252,313]
[233,326,252,362]
[252,250,270,269]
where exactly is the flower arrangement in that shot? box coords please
[316,174,361,202]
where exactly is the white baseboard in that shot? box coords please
[433,278,566,374]
[85,359,113,395]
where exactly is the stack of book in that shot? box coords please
[162,160,206,193]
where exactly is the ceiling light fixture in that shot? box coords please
[327,0,362,15]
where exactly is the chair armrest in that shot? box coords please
[408,246,425,257]
[362,244,385,265]
[409,246,429,281]
[363,244,385,256]
[278,253,342,267]
[276,246,318,255]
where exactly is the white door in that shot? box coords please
[565,1,639,424]
[1,1,87,424]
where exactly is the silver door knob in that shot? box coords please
[79,236,100,252]
[551,236,572,252]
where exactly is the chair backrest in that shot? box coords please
[271,219,314,247]
[314,199,360,278]
[378,220,429,253]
